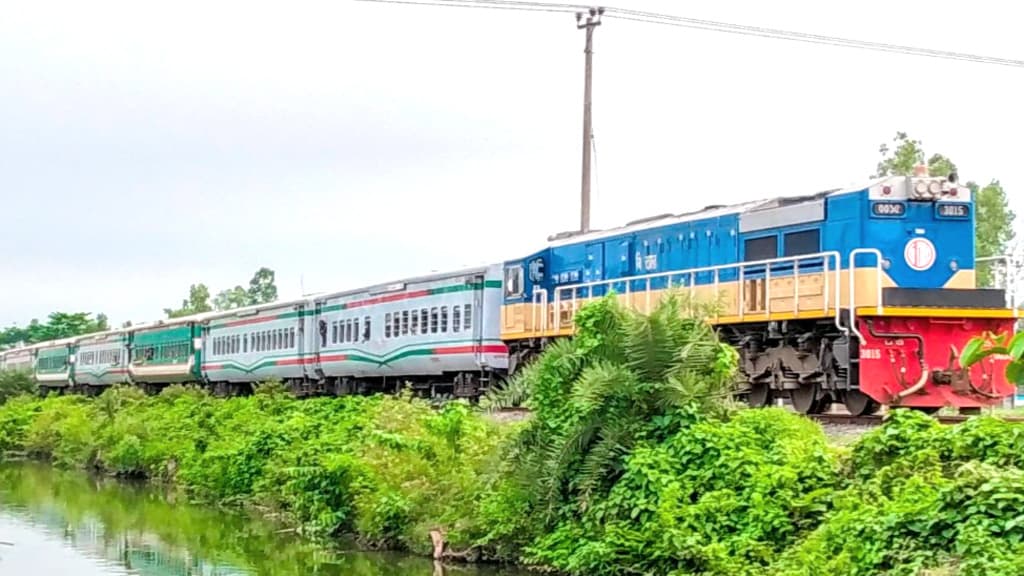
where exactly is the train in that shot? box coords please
[1,169,1019,415]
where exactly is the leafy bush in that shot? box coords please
[0,384,508,554]
[774,411,1024,576]
[0,370,35,404]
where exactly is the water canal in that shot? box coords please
[0,462,528,576]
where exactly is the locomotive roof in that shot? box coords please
[542,179,883,248]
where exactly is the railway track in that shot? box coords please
[490,407,1024,427]
[810,411,1024,427]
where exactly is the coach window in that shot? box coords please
[345,319,352,342]
[783,229,821,257]
[411,310,419,335]
[430,307,439,333]
[289,328,296,348]
[385,313,392,338]
[352,320,359,343]
[331,322,337,344]
[744,236,778,262]
[453,306,461,333]
[440,306,449,333]
[401,311,409,336]
[363,316,372,341]
[464,304,472,331]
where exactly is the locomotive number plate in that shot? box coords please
[936,203,970,218]
[871,201,906,217]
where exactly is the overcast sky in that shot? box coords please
[1,0,1021,327]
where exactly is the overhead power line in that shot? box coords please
[353,0,580,14]
[355,0,1024,68]
[604,8,1024,68]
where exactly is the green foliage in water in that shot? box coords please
[0,383,511,555]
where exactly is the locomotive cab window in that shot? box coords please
[744,236,778,262]
[783,229,820,257]
[504,265,524,297]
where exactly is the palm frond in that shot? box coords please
[574,414,639,507]
[569,362,635,416]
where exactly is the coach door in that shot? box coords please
[472,274,486,368]
[297,303,311,380]
[311,302,326,380]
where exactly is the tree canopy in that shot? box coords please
[0,312,109,349]
[165,267,279,318]
[872,131,1017,288]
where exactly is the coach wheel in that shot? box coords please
[790,383,821,414]
[843,389,879,416]
[747,382,772,408]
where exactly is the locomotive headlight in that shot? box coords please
[914,181,929,196]
[928,180,942,194]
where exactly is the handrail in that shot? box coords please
[531,287,548,334]
[976,255,1018,311]
[549,251,843,331]
[848,248,884,345]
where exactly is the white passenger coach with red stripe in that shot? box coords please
[200,265,508,397]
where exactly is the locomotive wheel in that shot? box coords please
[790,383,821,414]
[843,389,879,416]
[747,382,773,408]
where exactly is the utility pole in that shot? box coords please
[577,6,603,233]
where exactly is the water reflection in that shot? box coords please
[0,463,524,576]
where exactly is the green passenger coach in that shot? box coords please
[34,339,75,393]
[128,319,204,391]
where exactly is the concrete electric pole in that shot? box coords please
[577,7,603,233]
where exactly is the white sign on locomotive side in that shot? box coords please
[904,237,936,271]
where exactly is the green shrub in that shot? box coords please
[0,370,35,404]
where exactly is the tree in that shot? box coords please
[164,283,213,318]
[974,180,1017,287]
[214,286,250,311]
[872,132,1017,288]
[0,312,109,349]
[247,267,278,305]
[166,268,278,317]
